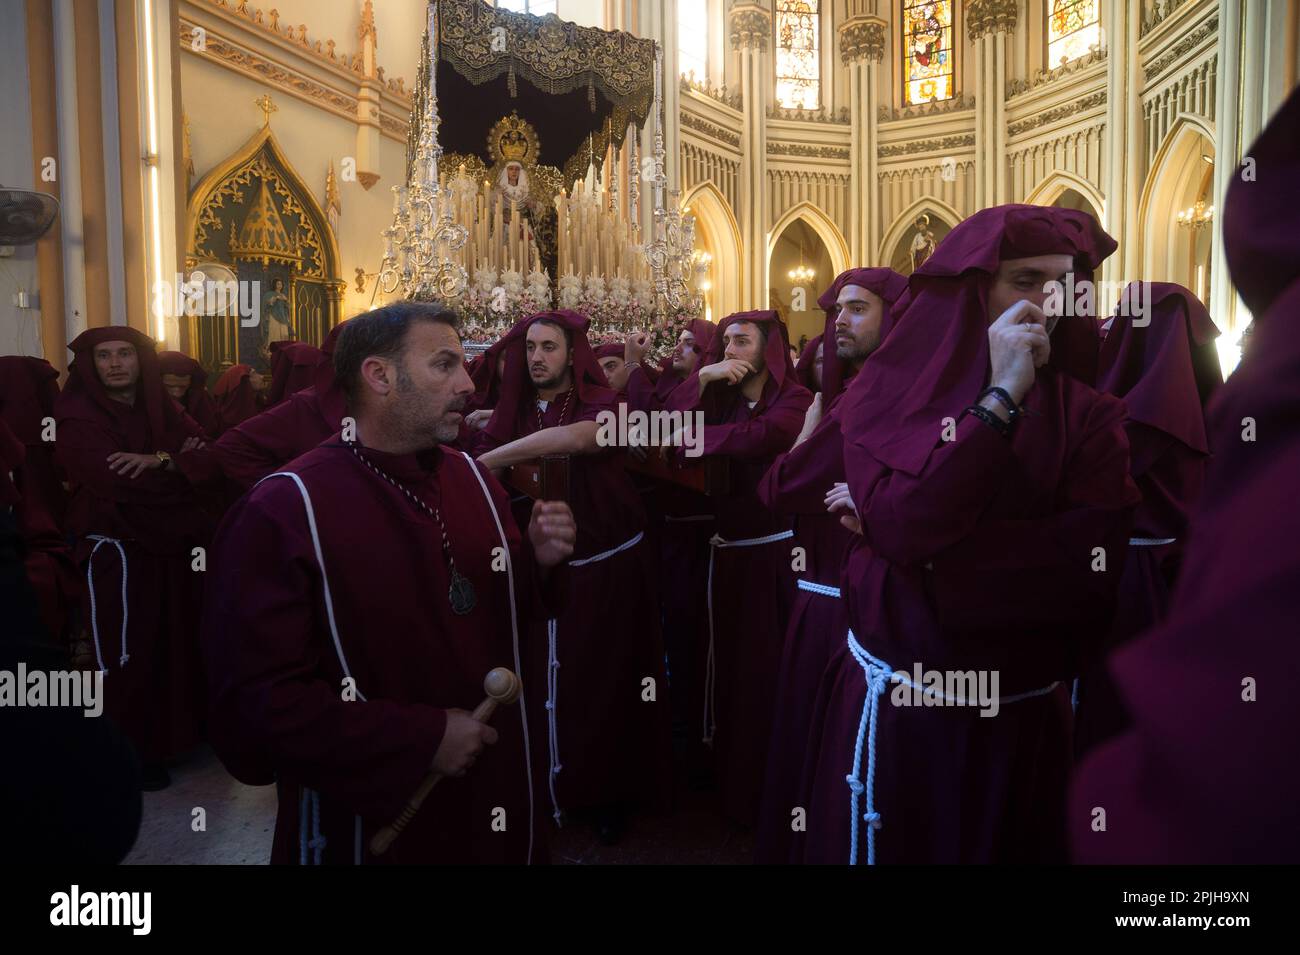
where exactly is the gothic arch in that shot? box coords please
[767,201,851,279]
[1024,169,1107,222]
[1137,114,1217,295]
[682,180,742,321]
[879,196,961,274]
[186,122,345,371]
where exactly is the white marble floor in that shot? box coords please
[122,746,753,864]
[122,747,277,865]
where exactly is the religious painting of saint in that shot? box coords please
[259,277,293,365]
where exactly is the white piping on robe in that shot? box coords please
[86,535,129,672]
[1129,537,1176,546]
[459,452,535,865]
[703,529,795,745]
[263,471,361,866]
[261,472,366,701]
[266,457,540,865]
[298,787,326,865]
[544,528,646,825]
[843,629,1060,866]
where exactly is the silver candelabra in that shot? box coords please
[378,2,468,303]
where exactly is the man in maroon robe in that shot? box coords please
[460,318,531,442]
[664,309,813,826]
[801,206,1139,864]
[1073,282,1221,756]
[1070,86,1300,864]
[593,342,631,394]
[625,318,713,414]
[266,340,326,407]
[158,350,221,438]
[211,363,265,432]
[615,321,718,763]
[202,321,351,490]
[793,334,823,393]
[54,327,214,789]
[202,300,577,865]
[0,356,76,642]
[472,310,671,843]
[754,267,908,862]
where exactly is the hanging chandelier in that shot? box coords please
[1176,198,1214,231]
[378,2,468,302]
[788,240,815,283]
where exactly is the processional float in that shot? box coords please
[377,0,703,355]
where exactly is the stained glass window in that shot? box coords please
[902,0,954,105]
[679,1,709,83]
[1047,0,1101,67]
[776,0,820,110]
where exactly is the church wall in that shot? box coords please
[179,54,404,320]
[0,8,40,359]
[176,0,422,324]
[679,87,744,221]
[668,0,1294,351]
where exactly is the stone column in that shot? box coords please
[968,0,1018,208]
[838,15,886,265]
[1210,0,1295,340]
[729,1,771,310]
[1098,0,1143,301]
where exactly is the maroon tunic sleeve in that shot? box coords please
[625,365,657,413]
[57,416,198,502]
[846,413,1016,566]
[209,396,324,489]
[927,395,1138,632]
[201,482,447,820]
[757,411,845,515]
[669,379,811,461]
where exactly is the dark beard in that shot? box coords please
[395,365,461,444]
[836,339,876,364]
[532,370,570,393]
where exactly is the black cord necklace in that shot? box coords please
[345,440,476,615]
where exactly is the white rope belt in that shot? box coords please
[843,629,1060,866]
[86,535,129,673]
[545,529,645,824]
[797,579,841,599]
[702,529,795,746]
[569,529,645,567]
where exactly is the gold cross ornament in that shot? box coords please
[255,94,278,127]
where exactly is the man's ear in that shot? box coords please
[360,355,393,395]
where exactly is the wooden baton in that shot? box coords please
[369,667,522,857]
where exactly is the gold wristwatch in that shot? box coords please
[155,451,173,467]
